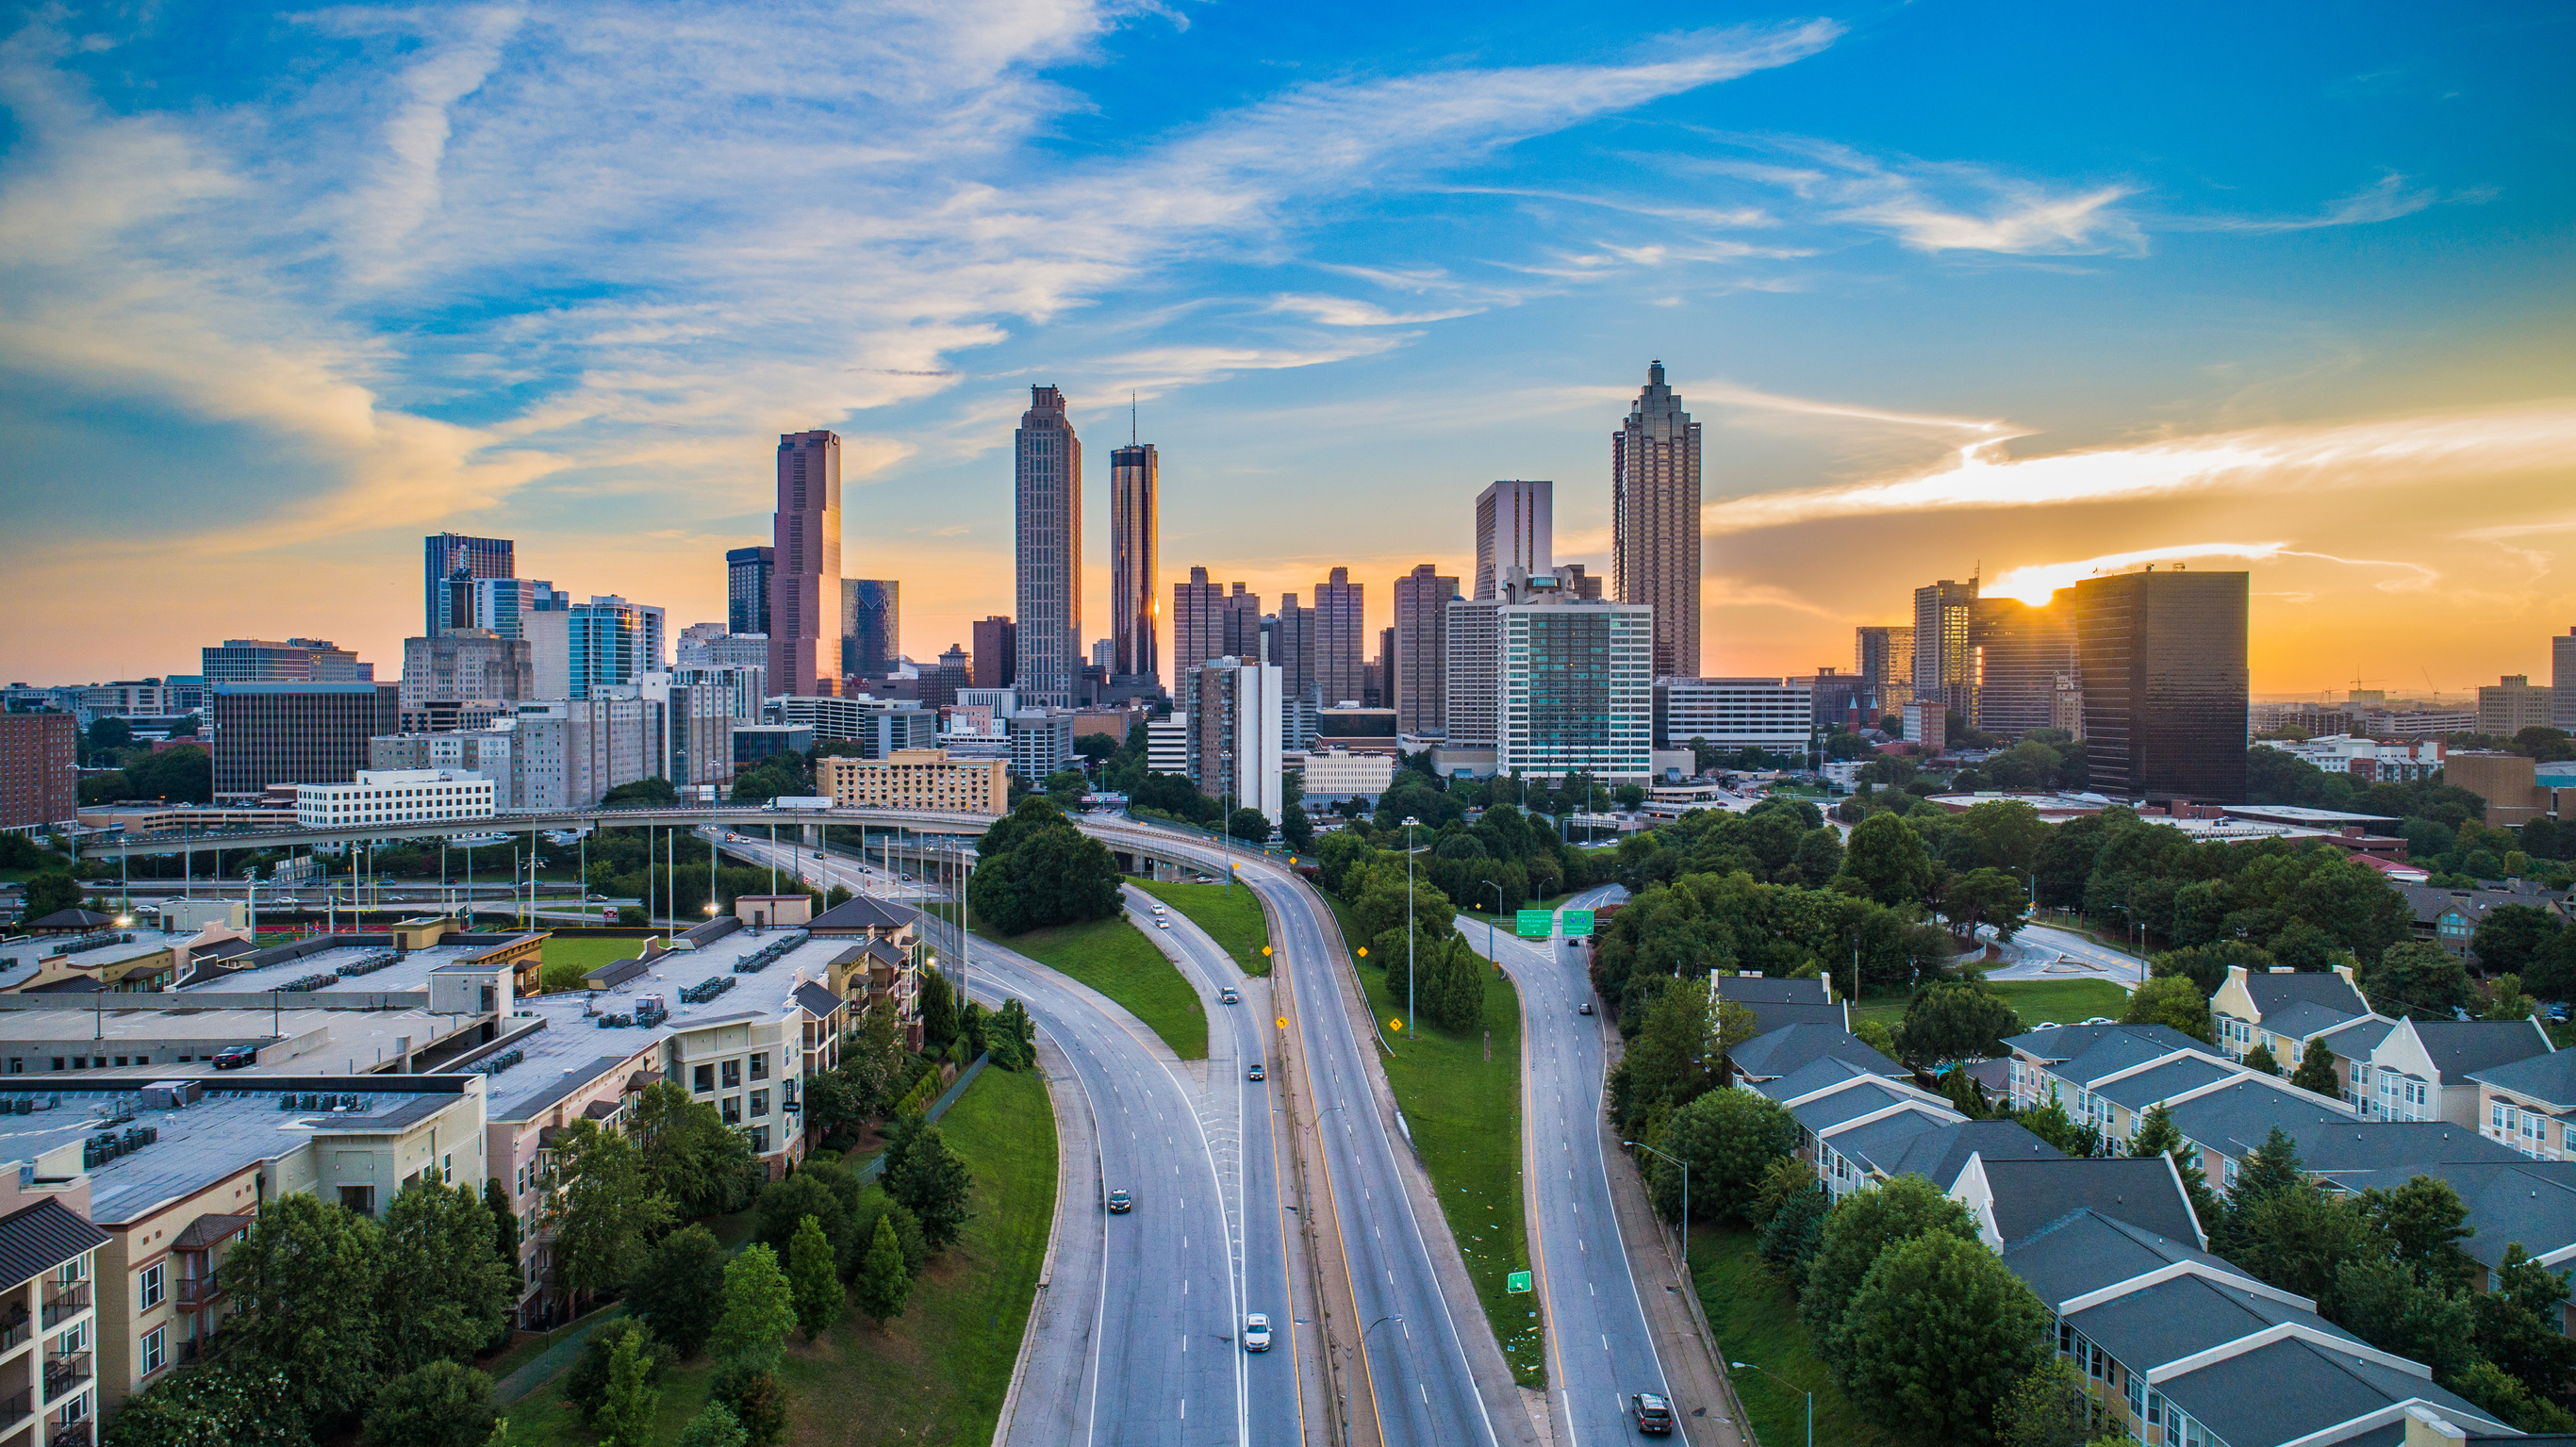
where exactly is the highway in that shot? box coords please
[1983,919,2148,988]
[1458,885,1681,1445]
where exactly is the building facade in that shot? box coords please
[1187,657,1284,822]
[817,749,1008,815]
[1911,579,1979,725]
[398,633,533,714]
[1313,567,1366,710]
[0,713,77,833]
[451,577,566,641]
[423,534,514,635]
[199,639,371,684]
[841,580,899,679]
[1110,442,1158,684]
[1611,360,1700,682]
[367,729,518,809]
[1392,563,1458,736]
[769,430,842,699]
[2556,627,2576,732]
[1444,597,1501,748]
[1171,568,1262,690]
[295,768,496,828]
[762,696,933,756]
[1473,480,1552,600]
[1973,593,2077,739]
[1655,678,1814,752]
[1013,387,1082,708]
[1497,586,1652,781]
[2074,569,2250,803]
[565,596,667,700]
[970,617,1016,689]
[726,545,774,636]
[209,682,399,797]
[2477,674,2556,737]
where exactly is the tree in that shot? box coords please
[2120,976,2213,1043]
[2152,940,2279,995]
[1227,807,1271,843]
[883,1117,976,1250]
[88,715,134,754]
[711,1244,796,1373]
[101,1361,311,1447]
[2013,1091,2101,1159]
[378,1175,515,1373]
[2472,904,2563,978]
[2284,1037,2340,1096]
[1895,982,2020,1068]
[1646,1089,1800,1226]
[2230,1126,2308,1210]
[484,1177,523,1312]
[1939,867,2031,943]
[676,1403,751,1447]
[787,1214,840,1340]
[1993,1358,2099,1447]
[2241,1042,2280,1076]
[854,1212,913,1325]
[23,871,83,920]
[2474,1243,2576,1402]
[1759,1180,1830,1279]
[629,1224,729,1357]
[2483,972,2538,1022]
[917,967,960,1049]
[2364,942,2477,1020]
[601,776,680,807]
[1837,1232,2052,1447]
[565,1321,672,1427]
[2327,1257,2477,1383]
[1838,814,1937,907]
[2359,1175,2478,1291]
[125,744,213,804]
[2129,1103,2222,1235]
[596,1322,661,1447]
[755,1171,853,1273]
[358,1363,497,1447]
[969,798,1123,933]
[223,1193,385,1422]
[548,1119,675,1308]
[2234,1183,2371,1300]
[1800,1175,1979,1371]
[631,1081,756,1218]
[713,1361,790,1447]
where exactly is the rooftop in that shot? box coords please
[1727,1023,1901,1082]
[2469,1047,2576,1107]
[1978,1156,2200,1246]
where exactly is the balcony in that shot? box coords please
[0,1308,27,1354]
[0,1389,27,1427]
[175,1273,223,1307]
[38,1287,86,1331]
[49,1422,90,1447]
[41,1352,90,1402]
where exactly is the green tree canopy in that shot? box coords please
[1801,1174,1978,1372]
[2363,942,2477,1020]
[549,1119,675,1307]
[357,1363,497,1447]
[223,1193,386,1422]
[2288,1037,2341,1096]
[1837,814,1938,908]
[631,1080,756,1219]
[2121,976,2213,1044]
[1895,982,2020,1068]
[1836,1231,2052,1447]
[854,1213,913,1326]
[787,1214,841,1341]
[1645,1088,1800,1226]
[100,1361,311,1447]
[711,1244,796,1373]
[968,798,1123,934]
[378,1176,516,1374]
[883,1115,975,1250]
[629,1224,729,1357]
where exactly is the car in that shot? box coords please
[1156,919,1171,929]
[1152,904,1167,915]
[1632,1392,1675,1435]
[1220,987,1239,1005]
[1107,1189,1131,1213]
[1247,1062,1265,1081]
[1577,1000,1593,1015]
[2081,1016,2116,1027]
[211,1044,258,1070]
[1243,1313,1271,1352]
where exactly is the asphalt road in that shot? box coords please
[1457,885,1678,1446]
[1982,919,2148,988]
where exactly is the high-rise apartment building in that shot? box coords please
[727,546,774,636]
[1612,361,1701,681]
[1474,481,1553,600]
[769,431,842,699]
[566,596,667,699]
[1855,625,1915,722]
[423,534,514,635]
[1444,597,1502,747]
[1374,626,1396,711]
[200,638,372,684]
[1973,594,2077,739]
[1111,442,1158,683]
[1392,564,1458,736]
[1313,567,1365,709]
[2073,569,2249,802]
[2478,676,2557,737]
[1911,579,1980,724]
[1272,594,1316,748]
[1497,577,1653,781]
[1172,568,1263,687]
[0,713,77,831]
[1014,386,1082,707]
[842,580,899,678]
[399,633,534,714]
[1186,655,1284,823]
[970,617,1016,689]
[451,577,567,640]
[210,682,400,796]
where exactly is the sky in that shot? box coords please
[2,1,2572,701]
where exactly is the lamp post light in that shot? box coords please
[1624,1138,1691,1264]
[1403,816,1421,1044]
[1729,1360,1812,1447]
[1484,881,1504,963]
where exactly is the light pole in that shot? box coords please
[1403,815,1421,1044]
[1730,1360,1812,1447]
[1484,881,1504,962]
[1625,1138,1691,1264]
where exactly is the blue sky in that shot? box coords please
[2,1,2571,694]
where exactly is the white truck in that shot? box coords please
[766,796,835,811]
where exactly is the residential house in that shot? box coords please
[2208,963,2370,1067]
[2335,1160,2576,1317]
[2395,880,2576,956]
[2163,1077,2520,1194]
[2471,1049,2576,1160]
[1952,1155,2204,1253]
[1709,972,1846,1037]
[2314,1015,2552,1126]
[1754,1057,1973,1201]
[2004,1024,2259,1149]
[1725,1023,1904,1088]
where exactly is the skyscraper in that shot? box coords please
[1912,579,1980,725]
[2554,627,2576,732]
[1172,567,1263,687]
[1112,441,1158,682]
[727,547,774,635]
[1474,481,1553,600]
[1855,625,1915,723]
[1014,386,1082,708]
[769,431,842,698]
[1973,595,2076,739]
[1612,361,1701,680]
[1313,567,1366,708]
[971,617,1016,689]
[423,534,514,635]
[2074,568,2249,802]
[567,596,667,699]
[1393,563,1459,735]
[456,577,568,640]
[1496,574,1654,781]
[842,579,899,678]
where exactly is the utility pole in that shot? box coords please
[1404,815,1420,1043]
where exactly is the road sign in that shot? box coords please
[1506,1270,1532,1294]
[1277,1017,1288,1029]
[1561,910,1595,937]
[1515,910,1553,939]
[1389,1018,1403,1032]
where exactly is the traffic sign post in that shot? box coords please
[1506,1270,1532,1294]
[1561,910,1595,937]
[1515,909,1553,939]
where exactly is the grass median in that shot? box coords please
[1689,1227,1890,1447]
[500,1063,1059,1446]
[1133,879,1272,977]
[1324,898,1542,1388]
[983,914,1209,1061]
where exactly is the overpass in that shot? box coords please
[74,803,998,862]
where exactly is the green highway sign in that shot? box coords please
[1561,910,1595,937]
[1506,1270,1533,1294]
[1515,910,1553,939]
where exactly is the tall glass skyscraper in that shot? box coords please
[1612,362,1701,681]
[1015,387,1082,707]
[423,534,514,635]
[1111,442,1158,682]
[1912,578,1980,724]
[2074,569,2249,802]
[842,579,899,678]
[769,432,841,697]
[727,546,773,635]
[567,595,667,700]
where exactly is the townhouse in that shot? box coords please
[1709,972,1846,1037]
[1951,1154,2202,1253]
[2335,1160,2576,1313]
[2314,1015,2552,1126]
[2394,880,2575,956]
[2160,1077,2519,1194]
[2471,1048,2576,1160]
[1726,1021,1906,1088]
[2209,963,2370,1067]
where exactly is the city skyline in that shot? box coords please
[3,5,2571,696]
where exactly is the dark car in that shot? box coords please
[211,1044,257,1070]
[1632,1393,1674,1435]
[1107,1189,1132,1214]
[1247,1062,1266,1081]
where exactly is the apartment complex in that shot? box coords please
[1392,564,1458,736]
[1494,577,1652,782]
[1473,480,1551,600]
[1653,678,1813,752]
[1186,656,1284,822]
[817,749,1008,815]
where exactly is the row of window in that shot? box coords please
[691,1053,771,1092]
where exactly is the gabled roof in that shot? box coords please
[2408,1019,2552,1079]
[2263,997,2370,1042]
[2159,1335,2510,1447]
[0,1199,107,1292]
[793,981,845,1019]
[1709,975,1832,1006]
[2164,1078,2365,1159]
[2394,880,2572,928]
[2235,968,2369,1023]
[2319,1015,2399,1057]
[1824,1107,1970,1176]
[2005,1022,2201,1064]
[1978,1157,2200,1246]
[2002,1208,2260,1310]
[2052,1029,2214,1085]
[1741,999,1846,1037]
[173,1211,252,1251]
[2289,1120,2527,1178]
[807,895,915,933]
[1727,1024,1901,1083]
[1788,1079,1947,1136]
[2089,1056,2237,1113]
[2066,1271,2363,1388]
[2336,1160,2576,1275]
[1755,1054,1919,1107]
[25,910,113,931]
[2470,1047,2576,1109]
[1874,1120,2061,1191]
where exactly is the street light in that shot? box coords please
[1403,816,1421,1044]
[1484,881,1504,963]
[1730,1360,1812,1447]
[1624,1138,1691,1263]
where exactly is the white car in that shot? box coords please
[1243,1313,1271,1352]
[1156,919,1171,929]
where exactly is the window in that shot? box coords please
[720,1060,742,1089]
[339,1186,375,1216]
[749,1052,768,1081]
[2497,1101,2515,1130]
[2223,1157,2238,1189]
[751,1126,770,1154]
[138,1263,163,1310]
[721,1096,741,1125]
[140,1325,165,1374]
[750,1090,768,1118]
[693,1064,714,1093]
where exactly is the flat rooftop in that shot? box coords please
[177,940,485,995]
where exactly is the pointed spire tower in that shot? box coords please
[1612,360,1702,681]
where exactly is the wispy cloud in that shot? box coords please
[1264,294,1485,326]
[1983,542,2438,604]
[2175,172,2439,234]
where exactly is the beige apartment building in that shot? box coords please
[817,748,1007,815]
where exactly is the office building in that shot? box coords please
[1392,564,1458,736]
[2478,675,2556,737]
[1973,593,2077,738]
[1904,700,1946,753]
[1375,626,1395,712]
[199,638,372,684]
[1008,710,1077,784]
[925,647,970,711]
[1444,597,1502,747]
[678,626,768,672]
[1014,386,1082,708]
[842,579,899,679]
[295,769,495,828]
[2556,628,2576,732]
[1187,656,1284,823]
[1556,562,1604,601]
[1293,748,1396,804]
[971,617,1016,689]
[1474,480,1553,600]
[1855,625,1915,722]
[1654,678,1813,753]
[1091,638,1114,670]
[1315,703,1401,756]
[1272,594,1315,741]
[1807,667,1864,732]
[733,724,812,768]
[451,577,567,640]
[817,749,1008,815]
[727,546,775,635]
[2073,569,2250,803]
[1497,576,1652,781]
[1911,579,1980,724]
[565,596,666,699]
[1146,715,1191,775]
[763,696,934,757]
[673,664,765,722]
[368,728,518,809]
[1612,360,1701,681]
[1111,441,1159,683]
[769,430,842,699]
[617,674,733,791]
[0,712,77,832]
[399,632,533,714]
[209,682,399,796]
[423,534,514,635]
[1172,567,1263,687]
[1313,567,1366,708]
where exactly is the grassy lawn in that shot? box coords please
[1851,978,2135,1036]
[535,936,646,995]
[1689,1228,1891,1447]
[505,1063,1058,1446]
[983,914,1208,1061]
[1134,879,1272,977]
[1326,898,1542,1388]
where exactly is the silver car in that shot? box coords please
[1243,1313,1271,1352]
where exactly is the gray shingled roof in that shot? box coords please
[2318,1015,2398,1057]
[2005,1022,2201,1064]
[1727,1024,1900,1082]
[1980,1157,2200,1245]
[2335,1160,2576,1275]
[1873,1120,2061,1191]
[2409,1019,2552,1078]
[1709,975,1832,1006]
[2290,1120,2527,1178]
[2164,1077,2362,1159]
[2089,1056,2237,1113]
[793,981,845,1019]
[1823,1107,1965,1175]
[807,895,915,933]
[2469,1047,2576,1109]
[1755,1055,1909,1106]
[2053,1030,2211,1085]
[2158,1335,2508,1447]
[1741,999,1846,1037]
[2066,1271,2357,1383]
[2263,997,2369,1041]
[2238,968,2369,1021]
[2003,1209,2253,1309]
[1789,1079,1934,1135]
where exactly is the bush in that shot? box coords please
[565,1321,673,1427]
[356,1362,497,1447]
